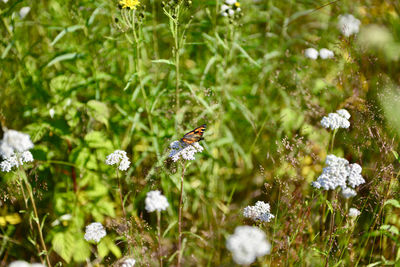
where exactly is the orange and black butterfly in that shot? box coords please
[180,124,206,145]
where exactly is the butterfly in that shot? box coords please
[180,124,206,145]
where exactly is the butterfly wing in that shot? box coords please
[180,124,206,144]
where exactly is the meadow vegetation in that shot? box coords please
[1,0,400,266]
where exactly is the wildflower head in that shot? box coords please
[105,150,131,171]
[338,14,361,37]
[84,222,107,243]
[19,6,30,19]
[304,48,318,60]
[243,201,275,223]
[145,190,169,213]
[226,226,271,265]
[220,0,241,18]
[320,109,351,130]
[169,141,204,162]
[349,208,361,218]
[0,129,34,159]
[319,48,334,59]
[312,154,365,198]
[118,0,140,10]
[0,151,34,173]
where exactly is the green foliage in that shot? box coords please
[0,0,400,266]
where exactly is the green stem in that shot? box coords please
[330,129,337,153]
[174,5,181,112]
[117,169,126,217]
[177,161,186,267]
[157,211,163,267]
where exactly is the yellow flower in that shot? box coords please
[234,2,240,7]
[119,0,140,10]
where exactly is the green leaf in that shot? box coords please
[152,59,175,66]
[84,131,112,149]
[384,199,400,209]
[46,53,85,67]
[87,100,110,128]
[380,224,400,236]
[50,25,84,46]
[52,231,75,263]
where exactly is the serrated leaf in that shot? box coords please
[52,231,75,263]
[87,100,109,128]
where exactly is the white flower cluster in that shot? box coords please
[320,109,351,130]
[243,201,275,222]
[0,129,34,158]
[226,226,271,265]
[169,141,204,162]
[121,258,136,267]
[304,48,334,60]
[338,14,361,37]
[0,129,35,172]
[1,151,34,172]
[312,155,365,198]
[105,150,131,171]
[8,261,45,267]
[349,208,361,218]
[84,222,107,243]
[145,190,169,213]
[220,0,241,17]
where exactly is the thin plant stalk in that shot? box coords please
[19,167,51,267]
[151,0,159,59]
[130,10,154,132]
[177,161,186,267]
[116,169,126,217]
[330,128,338,152]
[173,5,181,111]
[157,211,163,267]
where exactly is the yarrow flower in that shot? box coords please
[226,226,271,265]
[9,261,45,267]
[169,141,204,162]
[243,201,275,222]
[0,129,34,159]
[145,190,169,213]
[349,208,361,218]
[105,150,131,171]
[320,109,351,130]
[220,0,241,17]
[19,6,30,19]
[338,14,361,37]
[84,222,106,243]
[0,151,34,173]
[304,48,318,60]
[118,0,140,10]
[121,258,136,267]
[319,48,334,59]
[312,155,365,198]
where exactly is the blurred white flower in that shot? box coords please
[49,108,55,118]
[312,155,365,198]
[304,48,318,60]
[338,14,361,37]
[220,0,241,17]
[19,6,31,19]
[84,222,106,243]
[121,258,136,267]
[349,208,361,218]
[320,109,351,130]
[341,187,357,198]
[169,141,204,162]
[226,226,271,265]
[243,201,275,222]
[105,150,131,171]
[51,213,72,226]
[2,0,9,3]
[0,151,34,173]
[145,190,169,213]
[8,261,44,267]
[0,129,34,158]
[8,261,30,267]
[319,48,334,59]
